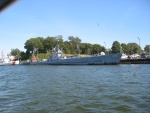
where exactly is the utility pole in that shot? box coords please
[104,42,106,53]
[77,45,80,57]
[120,45,122,53]
[137,37,141,57]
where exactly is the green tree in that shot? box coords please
[127,43,140,55]
[33,38,43,51]
[121,43,129,54]
[80,43,86,54]
[68,36,82,54]
[24,38,44,60]
[69,42,76,54]
[86,43,93,55]
[91,44,101,55]
[111,41,121,53]
[144,45,150,53]
[10,48,21,59]
[24,38,34,52]
[20,51,30,61]
[44,36,57,53]
[63,41,71,54]
[10,48,20,56]
[24,38,43,52]
[36,37,45,53]
[68,36,81,44]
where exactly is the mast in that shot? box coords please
[1,51,4,61]
[56,44,59,53]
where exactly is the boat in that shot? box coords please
[0,58,12,66]
[30,44,122,65]
[0,51,20,66]
[0,58,20,66]
[12,60,20,65]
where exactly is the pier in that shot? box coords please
[120,58,150,64]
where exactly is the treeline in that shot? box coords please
[24,35,105,55]
[10,35,150,60]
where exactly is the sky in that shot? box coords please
[0,0,150,56]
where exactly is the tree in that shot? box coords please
[62,41,69,54]
[111,41,121,53]
[36,37,45,53]
[24,38,43,53]
[68,36,81,44]
[86,43,93,55]
[10,48,20,56]
[80,43,87,54]
[121,43,129,54]
[20,51,30,60]
[91,44,101,55]
[44,36,57,53]
[144,45,150,53]
[10,48,21,59]
[68,36,82,54]
[127,43,140,55]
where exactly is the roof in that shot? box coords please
[0,0,18,12]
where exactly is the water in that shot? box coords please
[0,65,150,113]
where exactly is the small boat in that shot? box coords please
[0,51,20,66]
[0,59,20,66]
[30,44,122,65]
[0,58,12,66]
[12,60,20,65]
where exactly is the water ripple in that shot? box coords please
[0,65,150,113]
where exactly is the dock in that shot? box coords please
[120,58,150,64]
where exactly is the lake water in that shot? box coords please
[0,64,150,113]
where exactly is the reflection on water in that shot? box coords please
[0,65,150,113]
